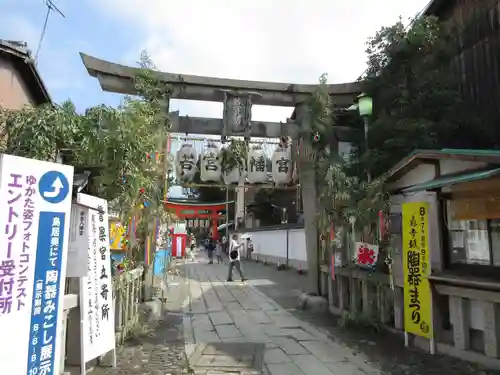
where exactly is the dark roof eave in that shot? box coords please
[25,60,51,105]
[422,0,448,17]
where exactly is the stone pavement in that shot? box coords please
[182,253,499,375]
[91,251,500,375]
[184,258,351,375]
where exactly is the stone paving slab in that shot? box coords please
[266,362,305,375]
[264,348,291,364]
[179,253,498,375]
[210,311,234,325]
[184,259,339,374]
[188,342,264,375]
[215,324,243,338]
[290,354,336,375]
[270,337,308,355]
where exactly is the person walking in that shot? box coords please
[187,233,196,262]
[222,235,228,254]
[245,238,253,260]
[215,240,223,264]
[207,235,215,264]
[227,234,246,282]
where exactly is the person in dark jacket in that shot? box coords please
[207,236,215,264]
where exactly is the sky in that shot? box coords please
[1,0,431,197]
[1,0,431,122]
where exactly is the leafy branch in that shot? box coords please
[0,50,173,247]
[220,139,248,173]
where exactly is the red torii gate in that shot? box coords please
[164,199,234,240]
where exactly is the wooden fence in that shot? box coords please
[113,266,145,344]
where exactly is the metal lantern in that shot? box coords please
[200,143,221,182]
[271,144,292,185]
[247,145,267,184]
[176,143,197,182]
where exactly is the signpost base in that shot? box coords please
[404,331,435,355]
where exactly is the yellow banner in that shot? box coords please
[109,221,126,251]
[402,202,433,339]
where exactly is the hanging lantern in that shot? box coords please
[291,162,298,184]
[224,167,239,184]
[223,156,245,185]
[271,144,292,185]
[200,142,221,182]
[176,143,197,182]
[247,145,267,184]
[166,152,175,174]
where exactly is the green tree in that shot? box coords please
[361,16,495,177]
[0,51,171,260]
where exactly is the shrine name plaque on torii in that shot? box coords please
[80,53,361,139]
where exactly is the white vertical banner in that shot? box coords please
[0,154,73,375]
[76,194,116,364]
[67,204,89,277]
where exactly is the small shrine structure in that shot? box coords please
[165,198,234,239]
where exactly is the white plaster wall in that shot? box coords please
[390,164,435,190]
[440,159,487,174]
[250,228,307,262]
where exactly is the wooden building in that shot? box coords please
[328,149,500,368]
[0,39,50,109]
[424,0,500,145]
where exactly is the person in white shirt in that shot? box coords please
[227,234,246,282]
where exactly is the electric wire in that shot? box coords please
[34,0,65,64]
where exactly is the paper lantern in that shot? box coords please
[271,145,292,185]
[224,167,239,184]
[176,143,197,182]
[200,143,221,182]
[223,157,245,185]
[166,152,175,173]
[247,146,267,184]
[291,162,298,183]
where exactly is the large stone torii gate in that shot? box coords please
[80,52,362,294]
